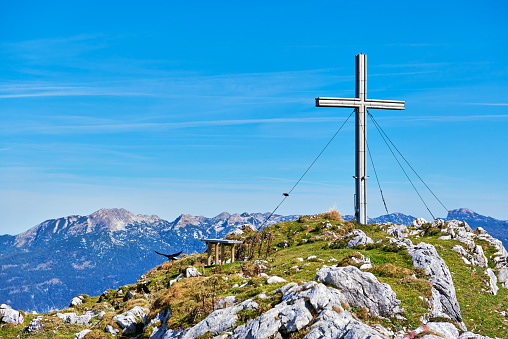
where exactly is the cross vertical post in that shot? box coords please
[355,54,368,224]
[316,54,405,224]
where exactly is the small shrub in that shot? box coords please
[413,267,428,279]
[83,329,110,339]
[328,239,348,249]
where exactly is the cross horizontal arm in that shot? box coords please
[365,99,405,110]
[315,97,361,108]
[315,97,405,110]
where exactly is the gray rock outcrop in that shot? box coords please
[0,304,24,325]
[344,230,373,248]
[27,316,43,332]
[408,242,466,330]
[267,276,287,284]
[315,265,402,317]
[70,296,83,307]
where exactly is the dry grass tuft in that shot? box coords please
[319,208,342,222]
[370,263,413,279]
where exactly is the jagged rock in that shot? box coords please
[306,309,388,339]
[112,306,149,334]
[471,245,488,268]
[453,245,469,258]
[386,224,409,239]
[344,230,373,248]
[70,296,83,307]
[413,217,428,227]
[75,329,92,339]
[56,312,91,325]
[0,304,24,325]
[315,265,402,317]
[27,316,43,332]
[408,242,466,330]
[498,268,508,289]
[171,299,259,338]
[267,276,287,284]
[98,311,106,320]
[431,219,446,227]
[485,268,499,295]
[186,266,202,278]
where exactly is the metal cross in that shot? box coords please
[316,54,405,224]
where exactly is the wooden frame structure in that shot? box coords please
[201,239,243,266]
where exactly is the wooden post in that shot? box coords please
[214,243,219,265]
[231,244,235,262]
[207,242,212,266]
[220,243,224,264]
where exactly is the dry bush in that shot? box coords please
[319,208,342,221]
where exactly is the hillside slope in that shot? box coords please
[2,212,507,338]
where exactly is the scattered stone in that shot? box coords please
[170,273,183,286]
[186,266,202,278]
[98,311,106,320]
[229,229,244,236]
[125,291,136,300]
[27,316,43,332]
[75,329,92,339]
[56,312,91,326]
[439,235,452,240]
[315,265,402,317]
[0,304,24,325]
[258,273,269,278]
[105,324,120,335]
[296,257,303,262]
[307,255,317,260]
[328,257,338,262]
[267,276,287,284]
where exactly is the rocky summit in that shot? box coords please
[1,212,508,338]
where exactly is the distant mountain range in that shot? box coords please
[0,207,506,313]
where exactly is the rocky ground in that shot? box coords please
[1,211,508,338]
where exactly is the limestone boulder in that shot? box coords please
[69,296,83,307]
[185,266,202,278]
[344,230,373,248]
[498,267,508,289]
[267,276,287,284]
[112,306,149,334]
[0,304,24,325]
[315,265,402,317]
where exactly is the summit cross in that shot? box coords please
[316,53,405,224]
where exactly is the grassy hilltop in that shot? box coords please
[1,211,507,338]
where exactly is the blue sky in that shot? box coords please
[1,0,507,235]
